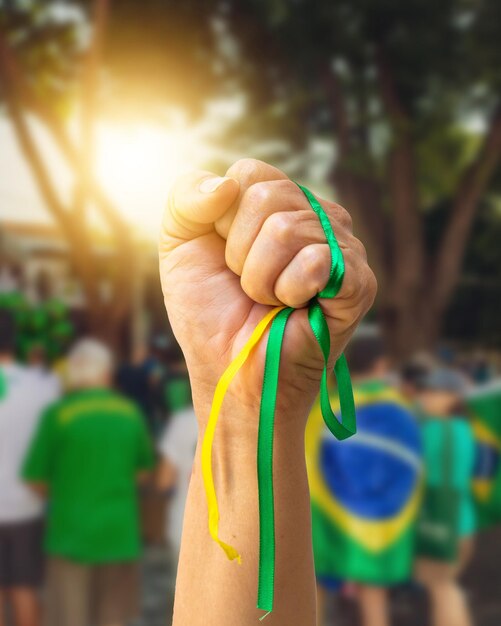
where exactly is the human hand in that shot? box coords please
[159,159,376,430]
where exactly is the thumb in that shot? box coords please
[160,171,240,254]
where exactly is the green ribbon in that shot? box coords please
[256,183,357,614]
[0,369,5,400]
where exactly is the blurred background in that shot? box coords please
[0,1,501,625]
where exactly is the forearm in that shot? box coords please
[161,160,375,625]
[172,408,316,626]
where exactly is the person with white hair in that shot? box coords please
[22,338,155,626]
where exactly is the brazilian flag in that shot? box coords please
[467,382,501,529]
[306,381,422,585]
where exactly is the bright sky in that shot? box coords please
[0,100,245,239]
[0,96,336,240]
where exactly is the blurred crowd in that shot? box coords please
[310,333,501,626]
[0,300,500,626]
[0,302,196,626]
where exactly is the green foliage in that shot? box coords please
[417,127,481,211]
[0,1,82,117]
[0,0,224,118]
[445,199,501,345]
[2,0,501,348]
[0,292,74,361]
[217,1,500,187]
[100,0,222,119]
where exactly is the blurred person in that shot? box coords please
[414,368,476,626]
[22,339,155,626]
[119,341,185,546]
[0,310,59,626]
[159,161,376,625]
[306,334,422,626]
[399,356,434,406]
[115,340,163,545]
[26,342,61,398]
[26,342,46,370]
[116,342,159,434]
[156,404,198,557]
[142,347,192,546]
[466,378,501,528]
[400,363,426,406]
[147,337,171,424]
[469,352,492,385]
[161,347,192,417]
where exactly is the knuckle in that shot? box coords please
[263,212,293,244]
[275,178,299,196]
[339,250,360,298]
[365,266,378,304]
[302,246,328,289]
[336,205,353,230]
[244,180,275,208]
[240,272,255,299]
[240,272,266,305]
[227,158,264,183]
[344,259,377,307]
[302,245,323,273]
[351,235,368,260]
[244,178,300,215]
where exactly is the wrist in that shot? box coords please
[192,386,314,446]
[190,354,319,433]
[191,404,310,523]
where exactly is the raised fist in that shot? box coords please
[159,158,376,430]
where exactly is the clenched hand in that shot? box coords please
[159,158,376,428]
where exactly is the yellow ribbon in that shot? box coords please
[201,306,285,562]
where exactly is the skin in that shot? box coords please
[358,585,388,626]
[419,389,459,417]
[8,590,41,626]
[415,540,474,626]
[159,158,377,626]
[156,459,178,493]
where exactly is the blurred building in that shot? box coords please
[1,221,83,305]
[0,220,165,347]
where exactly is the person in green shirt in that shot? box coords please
[22,339,155,626]
[415,368,476,626]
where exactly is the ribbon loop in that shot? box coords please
[297,184,345,299]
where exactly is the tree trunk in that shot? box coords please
[0,13,135,354]
[378,289,442,360]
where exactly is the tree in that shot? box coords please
[0,0,220,348]
[0,0,129,345]
[2,0,500,357]
[443,190,501,348]
[215,0,501,357]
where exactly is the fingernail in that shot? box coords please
[199,176,230,193]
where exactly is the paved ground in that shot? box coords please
[136,525,501,626]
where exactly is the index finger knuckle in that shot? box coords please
[226,158,266,185]
[262,211,293,244]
